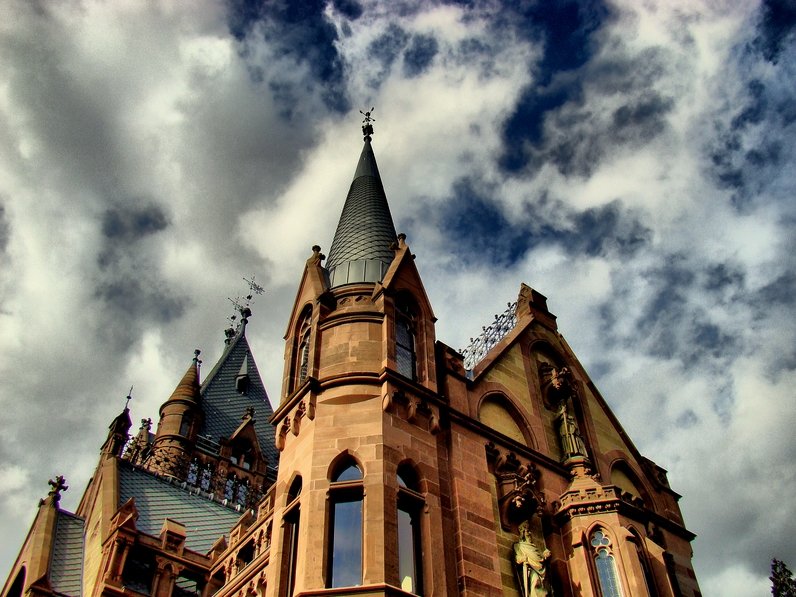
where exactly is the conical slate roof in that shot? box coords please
[164,357,201,406]
[325,138,398,287]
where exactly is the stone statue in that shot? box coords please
[514,520,551,597]
[556,403,587,460]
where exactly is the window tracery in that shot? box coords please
[590,530,624,597]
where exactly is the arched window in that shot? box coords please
[327,457,364,588]
[397,463,424,595]
[282,476,302,597]
[591,529,624,597]
[236,479,249,506]
[224,476,236,501]
[186,459,199,486]
[395,297,416,380]
[199,464,213,492]
[294,308,312,390]
[628,528,657,596]
[179,414,193,437]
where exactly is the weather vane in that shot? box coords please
[360,107,375,140]
[225,275,266,340]
[125,386,133,409]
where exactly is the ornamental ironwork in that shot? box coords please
[460,301,518,371]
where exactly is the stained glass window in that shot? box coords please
[591,530,624,597]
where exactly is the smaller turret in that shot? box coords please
[100,397,132,458]
[147,350,203,478]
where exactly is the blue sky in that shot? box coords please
[1,0,795,593]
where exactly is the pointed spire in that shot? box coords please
[326,113,398,287]
[166,350,202,404]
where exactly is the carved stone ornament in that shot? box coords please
[486,443,546,529]
[291,401,306,436]
[275,419,290,452]
[538,363,577,411]
[513,520,552,597]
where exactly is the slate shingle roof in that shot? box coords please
[50,511,84,596]
[326,139,397,287]
[199,330,279,468]
[118,462,242,554]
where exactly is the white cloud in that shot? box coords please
[0,0,794,591]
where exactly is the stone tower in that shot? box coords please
[2,117,700,597]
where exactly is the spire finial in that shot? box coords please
[125,386,133,409]
[193,349,202,368]
[226,275,265,340]
[360,107,375,141]
[44,475,68,506]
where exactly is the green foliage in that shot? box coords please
[771,559,796,597]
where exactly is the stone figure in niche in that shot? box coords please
[539,363,577,410]
[513,520,551,597]
[556,402,587,460]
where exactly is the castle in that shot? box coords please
[2,117,700,597]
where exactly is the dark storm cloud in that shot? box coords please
[367,24,410,88]
[3,27,125,195]
[433,180,650,266]
[497,0,611,173]
[500,40,674,176]
[600,255,750,371]
[403,34,439,78]
[331,0,363,20]
[752,0,796,63]
[566,200,651,257]
[707,75,794,211]
[94,203,184,348]
[101,203,169,243]
[227,0,349,113]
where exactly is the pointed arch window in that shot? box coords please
[327,458,364,588]
[199,463,213,492]
[395,297,416,380]
[591,530,625,597]
[236,479,249,506]
[397,464,424,595]
[186,459,199,486]
[628,528,657,596]
[281,476,302,597]
[294,307,313,391]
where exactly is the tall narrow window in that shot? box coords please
[629,529,656,596]
[295,308,312,390]
[395,298,416,380]
[282,476,301,597]
[397,464,424,595]
[591,530,624,597]
[186,460,199,486]
[179,414,192,437]
[199,464,213,491]
[328,459,364,588]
